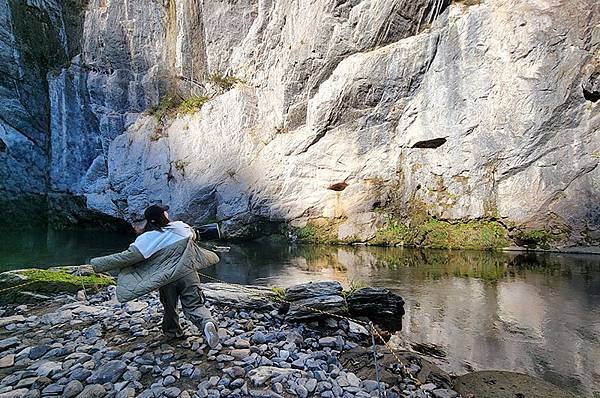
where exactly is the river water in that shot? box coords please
[1,230,599,396]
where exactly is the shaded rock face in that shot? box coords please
[1,0,599,246]
[0,0,85,224]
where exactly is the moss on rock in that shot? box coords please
[368,215,510,250]
[293,215,511,250]
[0,267,114,303]
[294,218,344,244]
[418,218,510,250]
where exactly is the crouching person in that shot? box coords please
[90,204,221,347]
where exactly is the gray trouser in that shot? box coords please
[158,270,215,337]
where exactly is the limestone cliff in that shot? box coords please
[1,0,598,248]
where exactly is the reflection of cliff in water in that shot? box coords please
[0,229,132,271]
[208,243,600,397]
[250,244,584,284]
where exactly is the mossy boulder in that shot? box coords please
[0,266,114,303]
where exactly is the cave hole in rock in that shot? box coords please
[583,87,600,102]
[412,138,447,149]
[0,138,6,153]
[328,182,348,192]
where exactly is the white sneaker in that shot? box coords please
[203,321,220,348]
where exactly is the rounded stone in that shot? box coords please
[63,380,84,398]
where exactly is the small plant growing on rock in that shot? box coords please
[209,73,243,91]
[172,159,190,175]
[271,287,286,302]
[177,95,210,114]
[274,125,289,134]
[342,280,366,298]
[148,95,179,120]
[147,94,211,122]
[452,0,482,7]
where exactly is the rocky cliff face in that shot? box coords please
[1,0,599,247]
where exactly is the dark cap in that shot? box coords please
[144,204,170,224]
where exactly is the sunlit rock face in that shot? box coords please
[1,0,599,243]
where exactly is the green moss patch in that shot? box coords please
[370,218,412,246]
[0,269,114,303]
[20,269,114,291]
[369,216,510,250]
[419,218,510,250]
[293,214,511,250]
[295,218,344,244]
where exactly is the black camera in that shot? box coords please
[195,223,221,240]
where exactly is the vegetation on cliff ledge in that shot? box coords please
[148,95,211,120]
[372,217,510,250]
[294,217,511,250]
[295,218,345,245]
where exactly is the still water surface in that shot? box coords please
[1,230,599,396]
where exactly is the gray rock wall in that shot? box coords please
[1,0,598,246]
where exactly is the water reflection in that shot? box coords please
[204,243,600,397]
[0,229,132,271]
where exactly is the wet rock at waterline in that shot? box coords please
[454,371,579,398]
[347,287,405,332]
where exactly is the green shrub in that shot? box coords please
[209,73,242,91]
[147,94,211,121]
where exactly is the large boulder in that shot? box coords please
[347,287,405,331]
[284,281,343,301]
[285,295,347,322]
[284,281,346,321]
[201,283,278,310]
